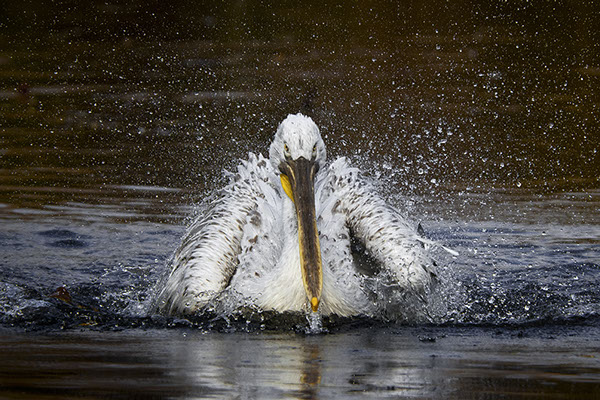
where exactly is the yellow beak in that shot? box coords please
[280,157,322,313]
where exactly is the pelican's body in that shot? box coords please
[157,114,434,317]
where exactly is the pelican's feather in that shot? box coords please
[328,157,435,294]
[157,153,273,314]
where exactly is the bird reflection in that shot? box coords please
[165,331,441,399]
[298,342,322,399]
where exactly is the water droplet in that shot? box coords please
[306,312,324,334]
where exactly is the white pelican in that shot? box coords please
[157,114,436,317]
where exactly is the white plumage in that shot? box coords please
[157,114,435,317]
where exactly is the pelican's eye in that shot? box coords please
[284,143,290,157]
[312,144,317,155]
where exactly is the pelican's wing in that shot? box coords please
[156,154,274,315]
[329,158,434,293]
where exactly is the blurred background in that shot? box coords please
[1,0,598,223]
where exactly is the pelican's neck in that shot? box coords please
[282,195,300,244]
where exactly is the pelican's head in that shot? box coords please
[269,114,326,169]
[269,114,326,313]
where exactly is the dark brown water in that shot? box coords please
[0,328,600,399]
[1,1,599,398]
[1,327,599,399]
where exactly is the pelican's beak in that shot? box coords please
[280,157,322,313]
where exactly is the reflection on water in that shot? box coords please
[1,328,599,399]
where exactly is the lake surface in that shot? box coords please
[1,326,599,399]
[1,1,599,398]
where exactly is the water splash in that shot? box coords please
[305,311,325,334]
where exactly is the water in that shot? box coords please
[1,327,599,399]
[1,1,600,398]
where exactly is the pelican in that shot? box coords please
[157,114,436,317]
